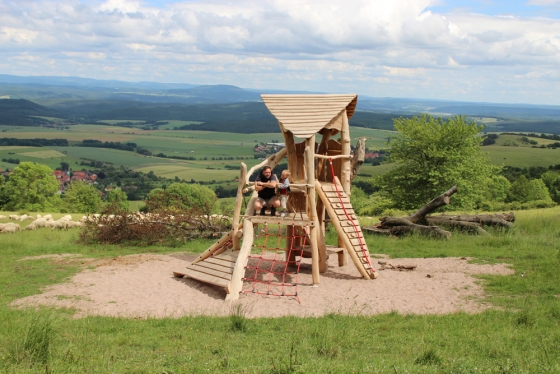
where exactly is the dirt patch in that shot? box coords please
[18,254,83,261]
[12,253,514,318]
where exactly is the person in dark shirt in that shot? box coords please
[254,166,280,216]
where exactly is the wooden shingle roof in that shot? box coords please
[261,94,358,138]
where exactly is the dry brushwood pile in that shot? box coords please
[80,206,231,246]
[363,186,515,239]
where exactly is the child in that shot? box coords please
[277,169,291,218]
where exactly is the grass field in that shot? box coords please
[16,150,67,159]
[0,208,558,372]
[484,145,560,168]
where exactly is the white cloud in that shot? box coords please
[0,0,559,104]
[527,0,560,5]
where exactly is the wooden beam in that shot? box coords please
[283,129,298,181]
[304,139,327,281]
[232,162,247,250]
[316,128,332,181]
[245,147,287,184]
[226,218,254,301]
[191,230,235,265]
[315,154,352,160]
[340,110,351,195]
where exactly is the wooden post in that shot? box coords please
[232,163,247,250]
[340,110,351,195]
[226,218,254,301]
[283,130,298,180]
[316,128,332,181]
[304,138,326,282]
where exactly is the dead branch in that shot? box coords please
[350,137,367,182]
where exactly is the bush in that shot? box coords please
[80,204,231,246]
[144,183,216,212]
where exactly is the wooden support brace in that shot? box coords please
[226,218,254,301]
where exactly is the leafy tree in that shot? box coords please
[60,162,70,171]
[378,115,497,210]
[541,171,560,204]
[145,183,216,211]
[483,175,511,203]
[507,175,552,203]
[63,181,102,213]
[105,188,130,211]
[350,186,394,216]
[1,162,60,211]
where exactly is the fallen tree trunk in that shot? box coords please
[426,217,490,235]
[408,186,458,224]
[389,224,452,239]
[363,186,514,239]
[430,213,514,228]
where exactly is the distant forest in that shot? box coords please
[0,99,59,126]
[2,98,560,134]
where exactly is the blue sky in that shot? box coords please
[428,0,560,18]
[1,0,560,105]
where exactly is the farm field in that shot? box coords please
[0,207,558,372]
[493,134,559,147]
[2,124,560,182]
[483,145,560,168]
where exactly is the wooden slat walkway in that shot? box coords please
[319,182,376,278]
[174,248,241,293]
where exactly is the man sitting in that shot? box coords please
[254,166,281,216]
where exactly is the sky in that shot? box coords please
[1,0,560,105]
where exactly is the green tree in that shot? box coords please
[2,162,60,211]
[483,175,511,203]
[507,175,552,203]
[105,187,130,210]
[63,181,102,213]
[145,183,216,211]
[541,171,560,204]
[379,115,497,210]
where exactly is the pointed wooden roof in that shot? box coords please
[261,94,358,138]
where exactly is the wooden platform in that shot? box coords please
[244,212,314,226]
[174,248,240,293]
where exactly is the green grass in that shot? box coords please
[484,145,560,168]
[0,208,559,372]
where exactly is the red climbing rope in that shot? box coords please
[328,158,376,276]
[241,223,306,303]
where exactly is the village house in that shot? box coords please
[52,169,98,192]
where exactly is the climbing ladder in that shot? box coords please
[316,177,377,279]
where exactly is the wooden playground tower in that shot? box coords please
[174,94,378,300]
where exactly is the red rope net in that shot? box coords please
[241,223,307,303]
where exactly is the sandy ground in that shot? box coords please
[12,253,514,318]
